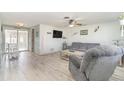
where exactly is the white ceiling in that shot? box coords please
[0,12,122,27]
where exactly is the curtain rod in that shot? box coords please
[2,24,30,29]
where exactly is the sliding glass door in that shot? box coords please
[5,29,18,53]
[4,27,29,53]
[18,30,28,51]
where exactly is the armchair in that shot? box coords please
[69,45,123,81]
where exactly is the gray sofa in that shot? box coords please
[69,42,100,52]
[69,45,123,81]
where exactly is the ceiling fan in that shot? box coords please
[64,16,86,27]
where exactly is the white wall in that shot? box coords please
[0,18,1,45]
[0,17,3,53]
[28,28,32,51]
[39,24,65,55]
[65,21,121,46]
[31,21,121,55]
[31,24,66,55]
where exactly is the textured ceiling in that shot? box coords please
[0,12,122,27]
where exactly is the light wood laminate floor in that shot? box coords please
[0,52,124,81]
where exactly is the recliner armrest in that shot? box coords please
[69,55,82,68]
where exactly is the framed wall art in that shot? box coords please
[80,30,88,35]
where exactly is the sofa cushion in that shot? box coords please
[71,42,80,50]
[87,43,100,49]
[79,43,88,50]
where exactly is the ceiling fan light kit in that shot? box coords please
[69,24,74,27]
[64,16,70,20]
[64,16,85,27]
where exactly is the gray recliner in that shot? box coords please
[69,45,123,81]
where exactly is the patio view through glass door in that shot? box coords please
[5,29,28,53]
[5,29,17,53]
[18,30,28,51]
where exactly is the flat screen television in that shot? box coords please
[53,30,63,38]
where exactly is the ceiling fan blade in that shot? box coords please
[64,16,70,20]
[69,19,75,24]
[76,23,87,26]
[76,23,82,26]
[63,16,87,27]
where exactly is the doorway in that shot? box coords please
[31,29,35,52]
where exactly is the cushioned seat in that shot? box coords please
[69,45,123,81]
